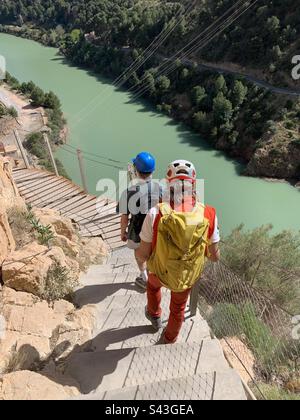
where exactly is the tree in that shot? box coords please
[214,75,228,95]
[213,93,233,125]
[266,16,280,34]
[231,80,248,108]
[30,86,46,106]
[156,76,171,94]
[8,106,18,118]
[193,111,206,127]
[0,104,6,117]
[142,71,156,97]
[44,91,61,109]
[192,86,207,108]
[20,81,36,95]
[270,45,282,62]
[128,71,140,88]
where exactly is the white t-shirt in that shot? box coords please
[140,206,220,244]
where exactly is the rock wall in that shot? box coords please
[0,158,21,264]
[0,209,15,266]
[0,157,108,399]
[0,157,25,211]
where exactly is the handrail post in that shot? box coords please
[43,133,59,177]
[77,148,88,194]
[14,129,30,169]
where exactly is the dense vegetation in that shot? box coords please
[0,0,299,83]
[63,34,300,180]
[0,102,18,118]
[222,225,300,315]
[0,0,299,181]
[3,72,68,177]
[201,226,300,400]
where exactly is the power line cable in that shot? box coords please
[130,0,258,102]
[60,146,126,170]
[70,0,196,125]
[129,0,247,98]
[74,0,250,124]
[113,1,195,88]
[62,143,128,165]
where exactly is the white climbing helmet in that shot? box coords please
[166,160,197,184]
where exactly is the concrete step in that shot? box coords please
[93,291,172,312]
[107,255,138,265]
[76,369,246,400]
[65,339,229,395]
[79,271,139,286]
[82,263,138,276]
[74,281,147,309]
[90,306,210,350]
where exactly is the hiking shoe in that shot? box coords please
[156,331,169,345]
[135,276,147,291]
[145,307,162,331]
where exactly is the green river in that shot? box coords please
[1,33,299,235]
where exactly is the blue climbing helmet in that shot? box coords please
[132,152,156,173]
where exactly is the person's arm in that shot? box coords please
[208,242,220,262]
[207,212,221,262]
[120,214,129,242]
[136,210,156,263]
[136,240,152,265]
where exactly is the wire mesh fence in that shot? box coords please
[197,260,300,400]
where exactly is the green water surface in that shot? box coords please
[1,33,299,235]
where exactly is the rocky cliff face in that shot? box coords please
[0,158,22,265]
[0,156,108,400]
[246,139,300,182]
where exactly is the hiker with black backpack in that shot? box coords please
[136,160,220,344]
[117,152,160,290]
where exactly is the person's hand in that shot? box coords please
[121,232,128,242]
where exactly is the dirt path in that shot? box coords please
[192,60,300,97]
[0,84,46,169]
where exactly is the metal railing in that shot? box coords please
[192,260,300,400]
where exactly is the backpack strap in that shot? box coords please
[194,202,205,223]
[159,203,173,217]
[152,212,162,251]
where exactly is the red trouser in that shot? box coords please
[147,273,191,344]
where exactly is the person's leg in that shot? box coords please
[163,289,191,344]
[127,240,148,289]
[134,248,148,280]
[146,273,162,323]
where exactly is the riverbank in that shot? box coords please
[0,83,45,131]
[0,84,45,166]
[2,25,300,187]
[1,74,69,177]
[1,32,300,237]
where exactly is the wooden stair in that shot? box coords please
[12,167,123,249]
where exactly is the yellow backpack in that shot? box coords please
[147,202,210,292]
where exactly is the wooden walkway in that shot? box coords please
[12,167,123,250]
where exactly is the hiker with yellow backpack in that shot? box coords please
[136,160,220,344]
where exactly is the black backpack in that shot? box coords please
[127,181,160,243]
